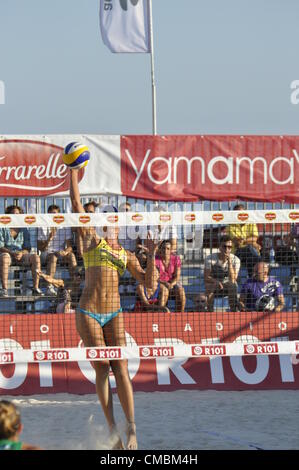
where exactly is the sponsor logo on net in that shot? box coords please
[0,216,11,225]
[0,352,14,363]
[53,215,65,224]
[139,346,174,358]
[185,213,196,222]
[192,345,226,356]
[79,215,91,224]
[159,214,172,223]
[244,343,279,355]
[265,212,277,221]
[106,215,119,224]
[86,347,122,360]
[289,211,299,221]
[24,216,36,225]
[212,213,224,222]
[132,213,143,223]
[237,212,249,222]
[33,350,70,361]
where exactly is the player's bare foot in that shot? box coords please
[126,422,137,450]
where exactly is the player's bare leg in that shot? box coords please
[106,314,138,450]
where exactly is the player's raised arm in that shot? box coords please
[64,141,90,214]
[69,169,85,214]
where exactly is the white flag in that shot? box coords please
[100,0,150,53]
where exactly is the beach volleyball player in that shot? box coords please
[66,143,158,450]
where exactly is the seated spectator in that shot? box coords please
[37,205,77,295]
[239,261,284,312]
[83,200,99,213]
[155,240,186,312]
[134,266,170,312]
[0,205,43,297]
[227,203,261,277]
[193,293,208,312]
[274,233,298,275]
[37,268,83,313]
[204,236,240,312]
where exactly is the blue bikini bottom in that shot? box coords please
[77,307,122,327]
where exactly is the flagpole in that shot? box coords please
[148,0,157,135]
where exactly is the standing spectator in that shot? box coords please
[0,205,43,297]
[134,266,170,312]
[155,240,186,312]
[37,205,77,295]
[227,203,261,277]
[204,236,240,312]
[239,261,285,312]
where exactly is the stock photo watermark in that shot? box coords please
[290,80,299,104]
[0,80,5,104]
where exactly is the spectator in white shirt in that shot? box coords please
[204,236,240,312]
[37,205,77,296]
[136,206,178,266]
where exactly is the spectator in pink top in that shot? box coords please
[155,240,186,312]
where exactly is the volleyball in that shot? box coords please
[63,142,90,169]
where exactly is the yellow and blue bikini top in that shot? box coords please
[83,238,127,276]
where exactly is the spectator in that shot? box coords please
[83,200,99,213]
[274,232,298,275]
[147,205,178,253]
[291,223,299,259]
[193,293,208,312]
[37,205,77,296]
[155,240,186,312]
[0,205,43,297]
[118,201,139,253]
[239,261,285,312]
[37,268,83,313]
[204,235,240,312]
[0,400,41,450]
[227,203,261,277]
[134,266,170,312]
[136,205,179,266]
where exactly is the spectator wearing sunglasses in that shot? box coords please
[204,236,240,312]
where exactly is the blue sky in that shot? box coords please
[0,0,299,135]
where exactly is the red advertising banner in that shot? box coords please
[121,135,299,202]
[1,135,299,201]
[0,312,299,395]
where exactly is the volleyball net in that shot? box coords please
[0,207,298,364]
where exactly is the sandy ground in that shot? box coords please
[5,389,299,450]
